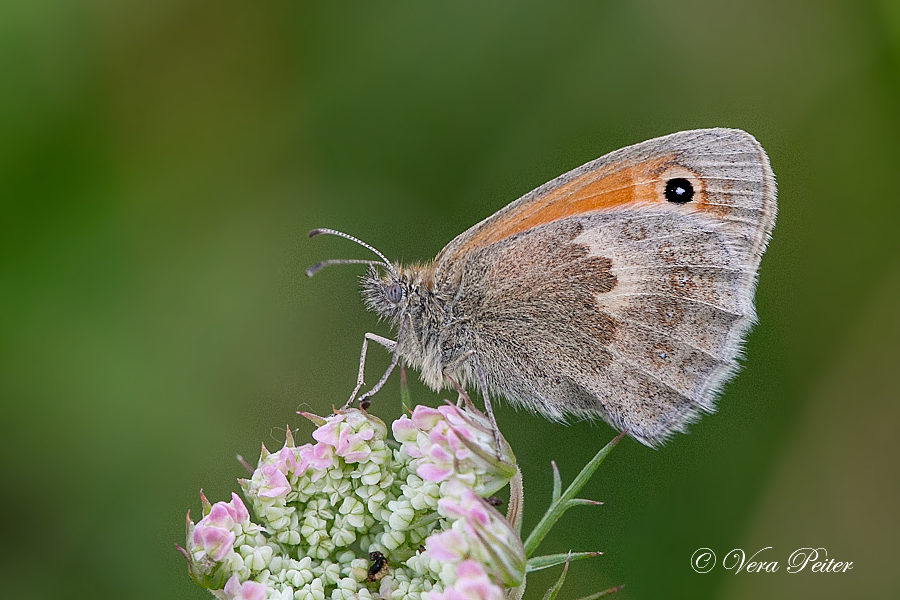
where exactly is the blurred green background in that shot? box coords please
[2,1,898,599]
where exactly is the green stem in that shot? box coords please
[399,365,412,412]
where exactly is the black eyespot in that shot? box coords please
[385,282,404,303]
[664,178,694,203]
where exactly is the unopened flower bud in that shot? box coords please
[393,404,516,497]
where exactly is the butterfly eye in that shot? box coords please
[664,178,694,203]
[385,282,404,303]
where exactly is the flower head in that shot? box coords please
[182,406,524,600]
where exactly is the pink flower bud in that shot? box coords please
[394,404,516,497]
[273,446,299,474]
[310,411,384,464]
[299,442,333,473]
[454,561,505,600]
[223,574,267,600]
[426,561,504,600]
[410,405,444,430]
[225,493,249,525]
[257,463,290,498]
[391,417,418,442]
[192,503,237,562]
[425,529,468,561]
[311,419,342,447]
[432,489,526,587]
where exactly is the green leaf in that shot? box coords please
[527,551,602,573]
[563,498,602,509]
[507,466,524,536]
[551,461,561,504]
[574,584,625,600]
[524,431,625,557]
[540,559,569,600]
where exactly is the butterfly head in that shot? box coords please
[360,264,407,322]
[360,262,434,326]
[306,228,433,326]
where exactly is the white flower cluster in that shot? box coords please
[181,405,523,600]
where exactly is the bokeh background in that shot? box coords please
[2,1,899,599]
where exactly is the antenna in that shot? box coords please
[305,259,383,278]
[307,228,396,276]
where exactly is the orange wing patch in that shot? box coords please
[457,155,711,251]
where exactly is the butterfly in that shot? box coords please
[308,128,777,447]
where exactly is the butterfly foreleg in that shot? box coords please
[355,316,410,409]
[344,331,397,409]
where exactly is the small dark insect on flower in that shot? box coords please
[487,496,504,507]
[367,551,389,582]
[417,545,426,554]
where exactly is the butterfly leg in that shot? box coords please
[344,332,396,409]
[444,349,503,460]
[441,351,503,457]
[443,372,472,407]
[469,352,504,461]
[355,316,409,409]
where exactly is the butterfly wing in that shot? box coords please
[434,129,776,446]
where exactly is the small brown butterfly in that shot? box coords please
[308,129,777,447]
